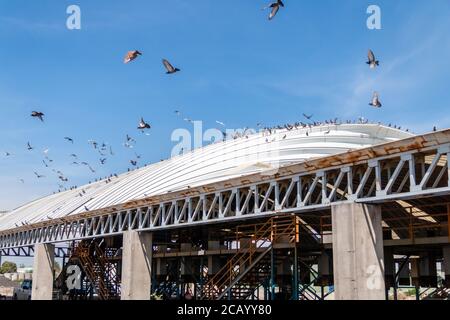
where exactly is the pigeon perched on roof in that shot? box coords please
[31,111,44,122]
[124,50,142,64]
[367,50,380,69]
[162,59,180,74]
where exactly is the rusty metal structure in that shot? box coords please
[1,127,450,300]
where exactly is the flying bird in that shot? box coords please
[138,118,151,130]
[130,160,138,166]
[27,142,33,151]
[367,50,380,69]
[31,111,44,122]
[64,137,74,144]
[303,113,313,120]
[19,179,25,184]
[109,146,114,156]
[123,142,134,149]
[88,140,98,149]
[4,152,11,157]
[216,121,226,127]
[369,92,382,108]
[34,172,45,179]
[124,50,142,64]
[162,59,180,74]
[100,158,107,165]
[263,0,285,20]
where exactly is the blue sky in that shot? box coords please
[1,0,450,211]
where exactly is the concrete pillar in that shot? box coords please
[121,231,153,300]
[332,203,386,300]
[443,246,450,286]
[32,243,55,300]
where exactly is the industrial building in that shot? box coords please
[0,124,449,300]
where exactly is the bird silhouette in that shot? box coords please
[64,137,74,144]
[34,172,45,179]
[31,111,44,122]
[369,92,382,108]
[367,50,380,69]
[124,50,142,64]
[263,0,285,20]
[162,59,180,74]
[27,142,33,151]
[138,118,151,130]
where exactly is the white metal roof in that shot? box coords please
[0,124,413,231]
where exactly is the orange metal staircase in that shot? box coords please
[70,241,121,300]
[201,215,299,300]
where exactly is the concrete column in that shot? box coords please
[332,202,386,300]
[121,231,153,300]
[32,243,55,300]
[443,246,450,286]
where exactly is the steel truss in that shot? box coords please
[0,246,69,258]
[1,141,450,250]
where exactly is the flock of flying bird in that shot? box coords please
[2,1,438,197]
[4,54,183,192]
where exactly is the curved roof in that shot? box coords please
[0,124,413,231]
